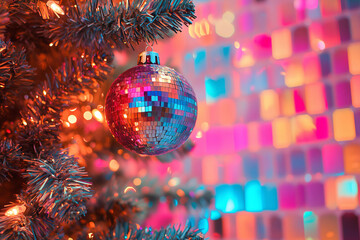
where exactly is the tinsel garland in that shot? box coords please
[0,0,204,239]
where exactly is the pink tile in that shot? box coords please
[258,122,273,146]
[322,144,344,174]
[279,183,297,209]
[234,124,248,151]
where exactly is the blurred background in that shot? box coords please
[129,0,360,239]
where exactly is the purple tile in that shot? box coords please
[305,182,325,207]
[335,81,352,107]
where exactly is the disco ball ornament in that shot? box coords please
[105,50,197,155]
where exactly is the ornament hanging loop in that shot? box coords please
[145,41,154,52]
[138,41,159,65]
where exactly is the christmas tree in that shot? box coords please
[0,0,212,239]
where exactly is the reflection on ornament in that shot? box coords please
[124,186,136,194]
[105,51,197,155]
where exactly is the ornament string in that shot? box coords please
[145,41,154,52]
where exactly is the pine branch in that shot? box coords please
[0,140,23,183]
[80,221,204,240]
[0,195,56,240]
[0,2,9,38]
[47,0,196,50]
[0,40,34,122]
[24,151,92,223]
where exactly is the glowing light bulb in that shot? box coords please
[133,178,142,186]
[92,109,103,122]
[46,1,65,17]
[176,189,185,197]
[5,205,26,217]
[168,177,180,187]
[68,115,77,124]
[83,111,92,120]
[109,159,120,172]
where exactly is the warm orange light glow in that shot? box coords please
[83,111,92,120]
[333,108,356,141]
[215,12,235,38]
[92,109,103,122]
[123,114,128,119]
[68,115,77,124]
[176,189,185,197]
[168,177,180,187]
[196,131,202,138]
[234,41,240,49]
[43,90,47,96]
[233,48,255,68]
[109,159,120,172]
[201,122,209,131]
[47,1,65,16]
[133,178,141,186]
[5,205,26,217]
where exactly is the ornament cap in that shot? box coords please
[138,51,160,65]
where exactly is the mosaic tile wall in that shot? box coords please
[157,0,360,239]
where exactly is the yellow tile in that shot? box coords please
[285,60,305,87]
[272,117,292,148]
[350,76,360,107]
[333,108,356,141]
[280,90,295,116]
[272,29,292,59]
[260,90,280,120]
[348,43,360,75]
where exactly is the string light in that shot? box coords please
[5,205,26,217]
[83,111,92,120]
[68,115,77,124]
[109,159,120,172]
[133,178,142,186]
[92,109,103,122]
[46,1,65,17]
